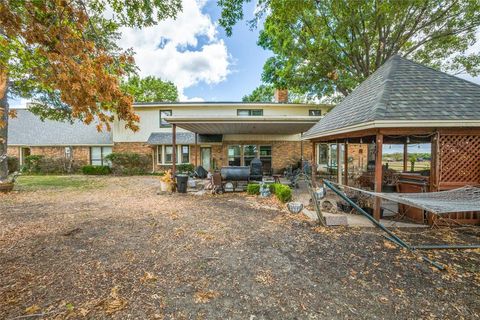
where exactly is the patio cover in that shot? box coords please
[163,115,319,134]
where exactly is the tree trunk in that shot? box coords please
[0,70,9,183]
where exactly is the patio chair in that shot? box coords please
[212,172,224,194]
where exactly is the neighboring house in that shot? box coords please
[113,91,331,173]
[7,109,113,166]
[7,90,331,173]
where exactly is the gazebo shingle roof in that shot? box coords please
[304,55,480,139]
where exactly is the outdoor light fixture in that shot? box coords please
[406,136,410,144]
[360,137,363,144]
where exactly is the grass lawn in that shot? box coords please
[384,161,430,171]
[15,175,104,190]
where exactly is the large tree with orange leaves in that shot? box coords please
[0,0,181,182]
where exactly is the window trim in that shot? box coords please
[237,109,263,116]
[159,110,173,128]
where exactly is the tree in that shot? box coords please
[219,0,480,98]
[122,76,178,103]
[242,83,319,103]
[0,0,182,182]
[242,84,275,102]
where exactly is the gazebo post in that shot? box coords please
[311,141,316,184]
[194,133,198,167]
[172,124,177,176]
[374,134,383,221]
[344,141,348,186]
[403,142,408,172]
[336,141,341,183]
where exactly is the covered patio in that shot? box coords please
[163,115,319,175]
[305,55,480,224]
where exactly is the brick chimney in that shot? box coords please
[274,88,288,103]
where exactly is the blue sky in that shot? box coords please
[183,1,271,101]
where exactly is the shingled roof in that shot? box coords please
[8,109,113,146]
[304,55,480,139]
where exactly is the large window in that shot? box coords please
[157,145,190,165]
[159,110,172,128]
[237,109,263,116]
[243,145,257,166]
[227,145,241,166]
[90,146,112,166]
[227,144,272,173]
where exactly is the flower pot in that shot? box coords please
[160,181,173,192]
[0,182,14,193]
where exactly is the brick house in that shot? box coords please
[8,92,333,173]
[113,94,331,173]
[7,109,113,167]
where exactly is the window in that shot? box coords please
[237,109,263,116]
[159,110,172,128]
[243,145,257,166]
[157,145,190,165]
[259,146,272,173]
[227,144,272,172]
[309,109,322,116]
[165,146,173,163]
[181,145,189,163]
[228,145,241,166]
[90,146,112,166]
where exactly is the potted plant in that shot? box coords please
[0,172,20,193]
[160,170,174,192]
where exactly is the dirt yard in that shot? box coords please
[0,176,479,319]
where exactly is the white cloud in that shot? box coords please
[118,0,231,100]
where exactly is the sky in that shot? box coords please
[9,0,480,106]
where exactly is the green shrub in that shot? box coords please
[275,184,292,203]
[82,165,111,175]
[7,156,19,173]
[247,183,260,195]
[22,155,80,174]
[177,163,194,173]
[105,152,150,175]
[268,183,292,203]
[23,155,44,173]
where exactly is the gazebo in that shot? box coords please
[304,55,480,223]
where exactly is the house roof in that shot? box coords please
[8,109,113,146]
[134,101,332,108]
[146,132,223,145]
[304,55,480,139]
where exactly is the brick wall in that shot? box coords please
[7,146,20,158]
[29,146,91,166]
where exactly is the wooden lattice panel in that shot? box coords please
[439,134,480,185]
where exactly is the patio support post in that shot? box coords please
[344,142,348,186]
[403,142,408,172]
[374,133,383,221]
[172,124,177,176]
[194,133,198,167]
